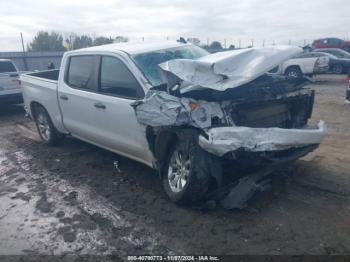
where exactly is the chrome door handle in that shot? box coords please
[94,102,106,109]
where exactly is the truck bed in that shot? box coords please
[24,69,59,82]
[21,69,63,131]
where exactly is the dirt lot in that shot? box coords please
[0,74,350,259]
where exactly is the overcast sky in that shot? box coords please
[0,0,349,51]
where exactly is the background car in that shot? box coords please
[313,48,350,73]
[0,59,22,105]
[273,54,329,78]
[312,38,350,52]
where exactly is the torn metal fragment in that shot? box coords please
[131,90,224,129]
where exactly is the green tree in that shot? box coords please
[28,31,66,51]
[72,35,93,50]
[115,36,128,43]
[209,41,223,50]
[228,44,236,50]
[93,36,114,46]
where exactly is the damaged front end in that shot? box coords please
[131,45,326,208]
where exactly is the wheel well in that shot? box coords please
[153,128,200,177]
[285,65,301,74]
[30,101,45,117]
[154,130,178,174]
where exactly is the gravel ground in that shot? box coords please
[0,74,350,260]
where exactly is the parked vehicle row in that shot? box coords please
[285,48,350,76]
[313,48,350,74]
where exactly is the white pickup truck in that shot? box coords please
[276,53,329,78]
[21,42,326,206]
[0,59,22,105]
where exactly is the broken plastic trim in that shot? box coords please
[198,121,326,157]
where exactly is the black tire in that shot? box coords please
[33,105,64,146]
[285,67,302,79]
[162,134,211,205]
[332,64,344,74]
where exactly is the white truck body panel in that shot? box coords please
[21,48,157,167]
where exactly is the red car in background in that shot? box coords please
[312,38,350,52]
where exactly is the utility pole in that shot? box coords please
[224,39,226,49]
[20,32,28,71]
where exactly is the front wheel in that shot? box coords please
[34,106,64,146]
[162,134,211,205]
[285,67,302,79]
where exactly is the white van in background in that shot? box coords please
[0,59,22,105]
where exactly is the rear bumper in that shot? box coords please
[199,120,326,157]
[0,93,23,104]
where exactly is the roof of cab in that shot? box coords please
[67,41,190,55]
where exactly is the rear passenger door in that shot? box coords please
[58,55,102,143]
[92,55,153,164]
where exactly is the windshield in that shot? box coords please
[131,45,209,86]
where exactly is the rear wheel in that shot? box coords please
[285,67,302,79]
[34,106,64,146]
[162,135,211,205]
[332,64,344,74]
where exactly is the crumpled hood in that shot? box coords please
[159,45,302,93]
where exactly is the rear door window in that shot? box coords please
[0,61,17,73]
[66,56,98,91]
[99,56,144,99]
